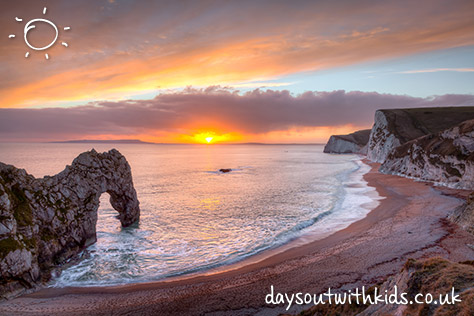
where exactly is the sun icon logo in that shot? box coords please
[8,7,71,60]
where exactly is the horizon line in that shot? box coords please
[0,140,326,146]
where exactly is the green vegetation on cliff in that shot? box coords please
[288,258,474,316]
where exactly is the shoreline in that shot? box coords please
[51,155,379,288]
[1,162,473,315]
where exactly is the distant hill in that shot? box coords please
[50,139,155,144]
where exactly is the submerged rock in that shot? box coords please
[323,129,371,154]
[0,149,140,299]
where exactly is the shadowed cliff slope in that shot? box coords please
[0,149,140,299]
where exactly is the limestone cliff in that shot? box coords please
[0,149,140,298]
[323,129,371,154]
[380,119,474,190]
[367,107,474,163]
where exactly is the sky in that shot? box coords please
[1,0,474,143]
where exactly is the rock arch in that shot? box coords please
[0,149,140,298]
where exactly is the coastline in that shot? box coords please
[1,162,473,315]
[50,154,378,288]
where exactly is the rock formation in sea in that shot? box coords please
[323,129,371,154]
[0,149,140,299]
[366,107,474,163]
[380,119,474,190]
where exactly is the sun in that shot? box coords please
[8,7,71,60]
[178,131,242,144]
[189,132,219,144]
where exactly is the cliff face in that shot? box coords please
[323,129,371,154]
[0,149,140,298]
[367,107,474,163]
[380,119,474,190]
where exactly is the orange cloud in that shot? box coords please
[1,0,474,108]
[238,125,363,144]
[1,89,473,143]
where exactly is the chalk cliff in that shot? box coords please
[380,119,474,189]
[323,129,371,154]
[0,149,140,298]
[366,107,474,163]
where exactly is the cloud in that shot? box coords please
[229,81,297,89]
[1,0,474,107]
[398,68,474,74]
[1,89,473,142]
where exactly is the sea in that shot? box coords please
[0,143,380,287]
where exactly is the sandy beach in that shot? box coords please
[1,161,473,316]
[1,1,473,314]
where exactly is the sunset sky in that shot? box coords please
[1,0,474,143]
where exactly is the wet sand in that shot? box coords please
[1,162,473,315]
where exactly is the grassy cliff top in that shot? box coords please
[381,106,474,133]
[378,106,474,143]
[333,129,371,145]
